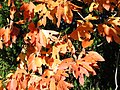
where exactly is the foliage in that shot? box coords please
[0,0,120,90]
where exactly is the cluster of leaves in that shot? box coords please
[0,0,120,89]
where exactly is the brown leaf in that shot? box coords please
[11,26,20,43]
[10,5,16,20]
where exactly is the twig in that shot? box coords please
[77,12,85,21]
[115,49,119,90]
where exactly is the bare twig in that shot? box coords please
[115,49,119,90]
[77,12,85,21]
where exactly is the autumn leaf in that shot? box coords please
[2,27,11,47]
[0,40,3,49]
[39,30,47,47]
[57,80,73,90]
[4,0,107,89]
[77,60,96,75]
[81,51,105,63]
[84,14,98,21]
[28,86,36,90]
[8,0,12,6]
[79,74,84,85]
[7,78,17,90]
[0,27,11,47]
[72,64,80,79]
[11,26,20,43]
[35,56,46,67]
[58,58,73,70]
[28,22,36,32]
[98,24,120,44]
[82,39,93,48]
[50,78,56,90]
[27,53,36,71]
[56,5,63,27]
[69,22,93,42]
[10,4,16,20]
[0,77,3,90]
[0,4,2,9]
[20,2,35,21]
[89,2,99,12]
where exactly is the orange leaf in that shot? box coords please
[72,64,80,79]
[50,78,56,90]
[80,66,89,77]
[58,58,73,70]
[8,0,12,6]
[0,4,2,9]
[28,86,36,90]
[0,40,3,49]
[103,3,110,11]
[0,79,3,90]
[77,60,95,74]
[82,39,93,48]
[69,22,93,40]
[113,33,120,44]
[57,80,73,90]
[83,51,105,62]
[56,5,63,27]
[3,27,11,47]
[20,2,35,21]
[7,79,17,90]
[0,28,5,37]
[27,53,36,71]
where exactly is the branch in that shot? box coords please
[115,49,119,90]
[77,12,85,21]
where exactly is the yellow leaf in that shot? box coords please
[89,2,98,12]
[52,46,59,60]
[85,14,98,21]
[35,57,46,67]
